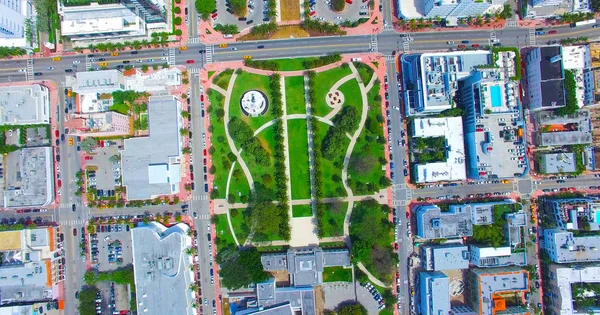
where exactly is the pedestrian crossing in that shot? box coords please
[189,68,201,74]
[370,35,378,52]
[205,45,214,64]
[85,56,92,70]
[528,28,536,46]
[383,24,394,31]
[384,55,395,62]
[489,29,496,43]
[25,58,34,81]
[506,19,518,27]
[189,37,200,44]
[191,194,209,201]
[168,48,176,65]
[194,214,211,220]
[60,219,85,226]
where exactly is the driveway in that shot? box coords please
[214,0,267,33]
[312,0,366,24]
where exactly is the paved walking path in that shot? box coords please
[226,209,241,247]
[221,72,255,190]
[209,84,227,96]
[357,262,389,288]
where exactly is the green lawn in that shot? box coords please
[323,266,352,282]
[353,62,374,84]
[262,57,324,71]
[313,121,347,198]
[109,103,129,115]
[227,163,251,203]
[208,71,215,79]
[215,214,235,248]
[241,124,278,197]
[348,80,387,195]
[228,72,275,131]
[207,88,237,199]
[312,67,353,117]
[287,119,311,200]
[213,70,233,90]
[292,204,313,217]
[285,76,306,115]
[229,208,249,245]
[321,201,347,237]
[336,78,363,133]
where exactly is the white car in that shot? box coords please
[18,69,25,73]
[136,59,143,63]
[47,67,54,70]
[73,60,80,64]
[147,59,154,62]
[161,57,168,61]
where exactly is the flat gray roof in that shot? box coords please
[131,222,194,315]
[121,95,181,200]
[422,245,470,271]
[542,153,576,174]
[419,272,450,315]
[261,247,350,287]
[471,267,529,315]
[2,147,54,208]
[0,84,50,125]
[416,204,473,240]
[551,265,600,314]
[543,229,600,263]
[73,70,124,94]
[256,279,315,315]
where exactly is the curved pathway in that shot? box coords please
[357,262,390,288]
[209,84,227,96]
[221,73,255,191]
[227,209,241,247]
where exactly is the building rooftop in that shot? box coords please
[121,95,181,200]
[471,268,529,315]
[2,147,54,208]
[544,229,600,263]
[256,279,315,315]
[536,110,592,146]
[541,153,576,174]
[419,51,490,112]
[419,272,450,315]
[60,3,145,36]
[412,117,466,183]
[540,80,566,108]
[72,70,125,95]
[422,244,470,271]
[416,204,473,240]
[543,198,600,231]
[131,222,194,315]
[469,245,528,267]
[550,265,600,315]
[260,247,350,287]
[0,84,50,125]
[0,228,59,304]
[540,46,564,81]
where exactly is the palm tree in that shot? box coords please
[88,44,95,52]
[180,128,189,136]
[185,247,194,255]
[141,39,149,47]
[182,147,191,154]
[189,283,198,292]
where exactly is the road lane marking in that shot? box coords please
[214,43,368,55]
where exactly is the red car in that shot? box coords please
[406,211,410,218]
[200,95,204,102]
[394,243,399,250]
[203,149,207,156]
[548,30,557,34]
[186,60,195,64]
[55,130,59,138]
[100,140,105,148]
[211,12,218,18]
[73,228,77,236]
[309,11,316,16]
[191,173,194,180]
[85,156,93,160]
[57,180,62,188]
[472,43,480,48]
[384,84,388,90]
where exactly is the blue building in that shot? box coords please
[419,272,450,315]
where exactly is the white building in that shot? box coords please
[0,0,34,48]
[547,265,600,315]
[562,45,594,107]
[0,84,50,125]
[411,117,467,183]
[398,0,506,19]
[131,222,196,315]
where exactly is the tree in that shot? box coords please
[227,193,236,204]
[248,201,281,241]
[195,0,216,20]
[109,154,121,163]
[337,302,368,315]
[218,248,269,290]
[141,64,149,72]
[152,64,159,70]
[229,0,247,16]
[174,6,181,13]
[80,137,98,152]
[174,17,182,25]
[174,29,183,36]
[77,287,101,315]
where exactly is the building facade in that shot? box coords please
[0,0,33,47]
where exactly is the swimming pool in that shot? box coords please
[490,85,502,108]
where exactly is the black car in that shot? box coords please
[226,8,234,14]
[116,65,124,69]
[403,169,408,176]
[204,183,208,192]
[263,17,270,22]
[238,17,247,21]
[34,72,43,76]
[131,51,138,54]
[257,45,265,49]
[189,131,193,139]
[72,204,76,212]
[199,49,206,54]
[207,233,212,241]
[98,58,105,61]
[201,110,205,117]
[75,291,79,299]
[185,7,188,14]
[65,69,73,73]
[191,182,195,190]
[55,139,59,146]
[64,107,68,114]
[122,60,130,64]
[61,134,65,141]
[246,20,254,25]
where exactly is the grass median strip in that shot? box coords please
[292,204,313,217]
[287,119,311,200]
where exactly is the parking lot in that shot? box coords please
[356,283,385,313]
[85,140,122,193]
[213,0,267,33]
[475,112,526,178]
[92,224,133,271]
[95,280,131,314]
[312,0,367,24]
[322,282,356,310]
